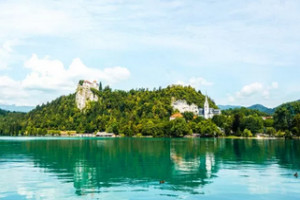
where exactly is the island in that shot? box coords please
[0,80,299,138]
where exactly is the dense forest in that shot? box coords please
[0,83,299,138]
[0,109,26,135]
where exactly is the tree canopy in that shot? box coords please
[0,85,299,138]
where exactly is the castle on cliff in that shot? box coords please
[75,80,99,110]
[75,80,221,118]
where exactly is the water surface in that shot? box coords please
[0,137,299,199]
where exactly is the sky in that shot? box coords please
[0,0,299,108]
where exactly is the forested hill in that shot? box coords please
[0,109,26,135]
[247,104,274,115]
[0,104,34,113]
[3,85,217,135]
[218,104,275,115]
[1,84,299,138]
[273,100,300,131]
[0,108,9,116]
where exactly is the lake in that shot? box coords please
[0,137,299,199]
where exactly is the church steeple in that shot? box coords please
[198,94,221,119]
[204,95,209,119]
[204,96,209,109]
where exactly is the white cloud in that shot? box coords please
[271,82,278,89]
[0,1,88,38]
[176,77,213,89]
[0,0,298,108]
[1,0,299,65]
[236,82,264,98]
[0,76,28,105]
[0,54,130,106]
[22,54,130,91]
[0,0,299,70]
[0,40,19,70]
[229,82,279,104]
[189,77,213,87]
[227,94,235,103]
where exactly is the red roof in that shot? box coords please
[170,113,183,118]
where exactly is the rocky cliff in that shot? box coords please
[75,80,99,110]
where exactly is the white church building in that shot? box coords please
[171,96,221,120]
[199,96,221,119]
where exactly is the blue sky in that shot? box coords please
[0,0,299,107]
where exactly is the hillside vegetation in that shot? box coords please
[215,100,300,137]
[0,84,299,138]
[0,109,26,135]
[0,85,218,137]
[273,100,300,135]
[218,104,274,115]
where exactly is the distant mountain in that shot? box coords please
[0,108,9,116]
[247,104,274,115]
[218,104,275,115]
[0,104,34,113]
[218,105,241,110]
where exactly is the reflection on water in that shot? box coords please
[0,137,300,199]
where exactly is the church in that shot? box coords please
[198,96,221,119]
[170,95,221,120]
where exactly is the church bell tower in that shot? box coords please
[204,96,209,119]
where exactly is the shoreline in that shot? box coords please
[1,134,299,140]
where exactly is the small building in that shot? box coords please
[262,116,273,120]
[96,132,115,137]
[170,113,183,120]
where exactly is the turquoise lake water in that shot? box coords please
[0,137,299,199]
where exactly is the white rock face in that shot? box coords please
[171,99,199,115]
[75,80,99,110]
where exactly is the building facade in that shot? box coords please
[199,96,221,119]
[171,96,221,120]
[171,100,199,115]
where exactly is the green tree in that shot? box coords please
[122,124,133,136]
[263,118,274,127]
[99,81,103,91]
[273,101,300,131]
[183,112,194,121]
[79,80,84,86]
[212,115,227,128]
[242,129,253,137]
[106,121,119,134]
[188,121,197,133]
[241,115,263,134]
[141,120,156,136]
[275,130,285,137]
[266,127,276,136]
[232,113,242,134]
[195,120,222,137]
[292,114,300,136]
[170,118,191,137]
[274,107,289,130]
